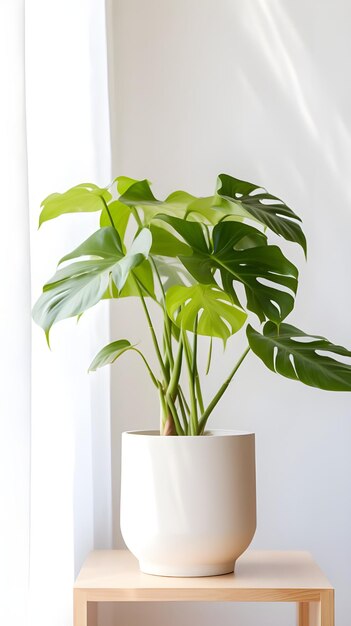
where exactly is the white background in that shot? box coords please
[104,1,351,624]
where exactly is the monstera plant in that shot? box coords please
[33,174,351,435]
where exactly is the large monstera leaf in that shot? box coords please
[117,180,239,226]
[157,215,298,323]
[247,322,351,391]
[217,174,307,254]
[166,284,247,342]
[32,227,151,337]
[118,180,193,225]
[211,221,298,323]
[39,183,112,226]
[39,176,138,232]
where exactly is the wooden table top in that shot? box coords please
[74,550,332,603]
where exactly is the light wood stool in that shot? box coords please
[74,549,334,626]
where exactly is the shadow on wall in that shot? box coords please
[241,0,351,200]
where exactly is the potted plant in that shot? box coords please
[33,173,351,576]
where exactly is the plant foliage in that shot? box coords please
[33,173,351,435]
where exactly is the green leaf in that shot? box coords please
[166,284,247,342]
[162,191,233,224]
[247,322,351,391]
[217,173,307,254]
[39,183,112,226]
[211,221,298,323]
[58,227,152,291]
[88,339,133,371]
[149,223,192,257]
[158,216,298,322]
[185,195,244,224]
[164,190,196,209]
[100,200,132,241]
[157,190,252,225]
[89,338,159,387]
[152,214,215,287]
[32,227,151,336]
[152,257,194,291]
[101,259,156,299]
[59,227,123,264]
[114,176,139,195]
[157,215,210,251]
[119,260,156,298]
[118,182,234,227]
[111,228,152,291]
[118,179,160,206]
[119,183,216,225]
[33,267,112,340]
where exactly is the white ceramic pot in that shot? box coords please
[120,429,256,577]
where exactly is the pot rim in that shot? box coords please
[122,429,254,438]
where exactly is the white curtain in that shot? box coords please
[0,2,31,624]
[0,1,112,625]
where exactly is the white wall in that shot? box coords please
[105,1,351,624]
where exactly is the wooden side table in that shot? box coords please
[74,550,334,626]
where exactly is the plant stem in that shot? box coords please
[192,317,205,415]
[101,197,117,230]
[165,339,189,434]
[197,345,251,434]
[159,384,184,436]
[177,390,189,434]
[135,280,169,384]
[159,388,173,434]
[151,258,174,368]
[178,385,190,415]
[182,329,198,435]
[167,339,183,398]
[195,372,205,415]
[163,321,174,371]
[103,198,180,434]
[166,395,184,436]
[130,205,143,228]
[133,348,159,388]
[205,337,213,375]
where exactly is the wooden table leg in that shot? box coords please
[74,590,88,626]
[297,591,334,626]
[320,590,334,626]
[297,601,320,625]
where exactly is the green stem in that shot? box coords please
[151,258,174,369]
[132,348,159,388]
[192,317,198,388]
[165,339,188,434]
[135,280,169,384]
[198,346,251,434]
[192,317,205,415]
[159,387,169,431]
[195,372,205,415]
[182,329,198,435]
[205,337,213,375]
[177,390,189,434]
[130,205,143,228]
[101,197,116,230]
[104,199,177,434]
[178,385,190,415]
[159,383,184,436]
[166,395,184,436]
[167,339,183,398]
[163,321,174,371]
